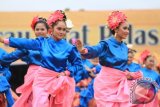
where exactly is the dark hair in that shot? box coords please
[156,65,160,73]
[51,10,67,28]
[34,17,49,30]
[128,48,137,54]
[110,29,115,35]
[109,23,121,35]
[60,10,67,21]
[144,55,153,63]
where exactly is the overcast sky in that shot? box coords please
[0,0,160,11]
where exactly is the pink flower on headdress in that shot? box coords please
[47,10,64,26]
[31,16,39,30]
[139,50,151,64]
[107,11,127,30]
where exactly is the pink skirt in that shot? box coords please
[94,66,130,107]
[13,64,40,107]
[13,65,75,107]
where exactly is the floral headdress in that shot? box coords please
[31,16,39,30]
[107,11,127,30]
[66,19,74,29]
[31,16,48,30]
[47,10,65,26]
[139,49,151,64]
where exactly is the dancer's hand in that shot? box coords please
[125,71,133,80]
[0,37,4,43]
[56,72,66,78]
[75,39,83,51]
[75,39,86,54]
[126,74,133,80]
[129,71,143,79]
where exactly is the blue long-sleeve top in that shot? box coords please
[0,48,43,66]
[126,62,141,72]
[8,36,83,77]
[0,48,15,107]
[82,36,128,71]
[0,49,28,66]
[141,67,160,87]
[0,75,10,92]
[21,50,42,65]
[0,48,12,80]
[1,37,49,66]
[72,59,90,83]
[0,48,8,61]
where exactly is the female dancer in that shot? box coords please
[138,55,160,107]
[75,11,136,107]
[126,48,142,80]
[0,16,49,107]
[127,49,141,72]
[0,10,83,107]
[0,48,15,107]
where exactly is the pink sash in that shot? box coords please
[94,66,130,107]
[13,65,75,107]
[35,67,75,107]
[13,65,40,107]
